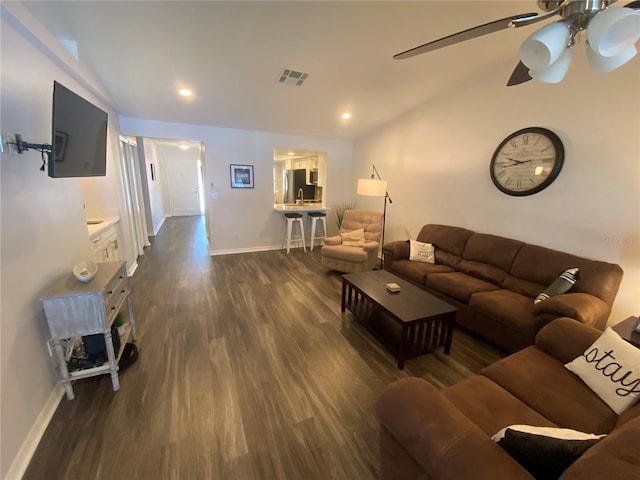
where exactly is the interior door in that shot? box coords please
[119,137,146,260]
[167,158,200,216]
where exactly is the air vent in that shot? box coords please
[277,69,309,86]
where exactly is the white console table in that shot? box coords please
[41,261,136,400]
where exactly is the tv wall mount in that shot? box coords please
[3,133,52,171]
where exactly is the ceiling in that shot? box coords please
[22,1,541,140]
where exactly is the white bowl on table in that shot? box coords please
[73,260,98,283]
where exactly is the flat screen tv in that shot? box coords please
[49,81,108,178]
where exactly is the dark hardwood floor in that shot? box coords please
[24,216,505,480]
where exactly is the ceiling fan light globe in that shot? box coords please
[587,8,640,57]
[520,22,570,70]
[529,47,573,83]
[587,44,637,74]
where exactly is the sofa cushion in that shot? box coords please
[389,260,453,286]
[340,210,382,243]
[457,259,508,285]
[377,377,531,480]
[462,233,524,272]
[509,244,623,305]
[320,244,368,263]
[535,317,602,365]
[492,425,605,480]
[434,249,463,269]
[468,289,538,343]
[426,272,499,303]
[565,328,640,415]
[416,224,473,257]
[616,399,640,429]
[442,376,556,436]
[482,346,618,434]
[561,415,640,480]
[502,274,545,299]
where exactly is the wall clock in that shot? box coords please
[490,127,564,196]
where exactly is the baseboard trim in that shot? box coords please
[210,245,283,256]
[4,384,64,480]
[209,241,328,256]
[153,216,166,236]
[127,261,138,277]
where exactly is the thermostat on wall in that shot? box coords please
[386,282,401,293]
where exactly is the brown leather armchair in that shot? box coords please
[320,210,383,273]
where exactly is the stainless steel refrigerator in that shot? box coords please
[283,168,315,203]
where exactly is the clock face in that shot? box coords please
[490,127,564,196]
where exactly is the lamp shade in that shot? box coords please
[520,22,571,70]
[587,7,640,58]
[587,44,637,73]
[357,178,387,197]
[529,47,573,83]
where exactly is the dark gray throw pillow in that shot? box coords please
[492,425,605,480]
[534,267,580,304]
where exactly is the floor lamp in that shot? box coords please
[357,164,392,269]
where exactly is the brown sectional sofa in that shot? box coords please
[375,318,640,480]
[382,224,623,352]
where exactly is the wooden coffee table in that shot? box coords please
[341,270,458,369]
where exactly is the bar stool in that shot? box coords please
[283,213,306,254]
[308,211,327,251]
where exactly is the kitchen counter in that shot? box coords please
[86,216,120,238]
[273,204,330,212]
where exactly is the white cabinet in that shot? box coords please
[41,261,136,400]
[90,221,121,263]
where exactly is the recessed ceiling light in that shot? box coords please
[288,151,295,156]
[179,144,189,150]
[341,112,352,120]
[179,88,193,97]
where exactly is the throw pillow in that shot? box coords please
[492,425,605,480]
[409,240,435,263]
[341,228,365,247]
[534,267,580,304]
[565,327,640,414]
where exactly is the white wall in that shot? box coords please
[353,53,640,323]
[0,6,130,478]
[119,118,355,253]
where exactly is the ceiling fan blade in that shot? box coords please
[394,12,539,60]
[624,0,640,8]
[506,61,532,87]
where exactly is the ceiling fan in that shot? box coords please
[394,0,640,86]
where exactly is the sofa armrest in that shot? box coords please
[535,317,602,364]
[323,235,342,246]
[382,240,410,259]
[362,241,380,253]
[382,240,410,270]
[533,293,610,330]
[376,378,531,480]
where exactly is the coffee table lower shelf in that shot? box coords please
[341,271,457,369]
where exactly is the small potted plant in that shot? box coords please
[113,311,127,337]
[335,200,357,229]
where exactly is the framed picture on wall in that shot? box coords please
[230,164,254,188]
